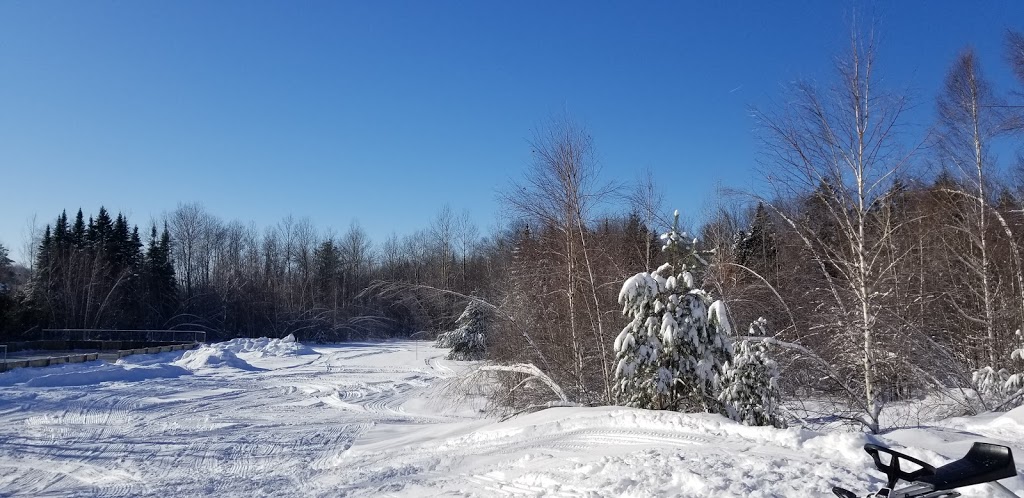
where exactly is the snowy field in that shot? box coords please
[1,339,1023,497]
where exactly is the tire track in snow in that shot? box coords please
[426,354,455,378]
[353,425,714,467]
[0,456,147,497]
[535,428,713,452]
[466,473,584,498]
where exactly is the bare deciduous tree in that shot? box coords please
[456,209,479,289]
[1007,30,1024,94]
[168,202,212,300]
[431,205,456,291]
[628,167,666,271]
[754,25,914,433]
[502,115,618,403]
[934,48,1018,369]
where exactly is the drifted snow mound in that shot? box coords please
[173,346,264,372]
[0,360,190,387]
[216,334,317,357]
[173,335,315,371]
[994,405,1024,426]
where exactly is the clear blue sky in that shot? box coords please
[2,1,1023,263]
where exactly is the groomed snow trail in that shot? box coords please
[0,341,472,497]
[1,340,1022,497]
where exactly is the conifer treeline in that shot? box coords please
[27,207,175,331]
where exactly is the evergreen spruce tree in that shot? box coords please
[53,211,69,257]
[86,216,96,247]
[313,239,342,304]
[92,207,113,251]
[615,211,733,412]
[622,211,650,270]
[129,226,142,269]
[36,225,52,274]
[143,224,178,327]
[436,299,492,361]
[32,226,53,301]
[0,242,13,336]
[719,318,784,427]
[0,243,12,286]
[119,224,145,327]
[28,223,62,327]
[735,202,777,272]
[614,268,667,409]
[660,210,698,275]
[112,214,128,265]
[71,209,86,250]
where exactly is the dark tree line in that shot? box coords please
[0,203,511,343]
[16,208,176,332]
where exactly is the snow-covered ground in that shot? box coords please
[1,339,1022,497]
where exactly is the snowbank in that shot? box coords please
[0,360,190,387]
[216,334,317,357]
[993,405,1024,427]
[173,346,263,371]
[172,334,315,371]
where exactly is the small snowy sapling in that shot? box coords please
[719,318,784,427]
[972,329,1024,409]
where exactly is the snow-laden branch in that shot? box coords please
[737,335,867,420]
[477,363,568,403]
[721,262,798,337]
[365,281,554,373]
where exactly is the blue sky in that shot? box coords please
[2,1,1023,263]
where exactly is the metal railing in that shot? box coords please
[40,329,206,343]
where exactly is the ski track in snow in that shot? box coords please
[1,341,1023,497]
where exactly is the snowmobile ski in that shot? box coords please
[832,441,1019,498]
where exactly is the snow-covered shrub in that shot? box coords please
[971,330,1024,409]
[614,212,733,413]
[719,318,784,427]
[435,329,457,348]
[973,366,1012,399]
[436,299,493,361]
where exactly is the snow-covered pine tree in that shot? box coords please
[671,285,732,413]
[436,299,492,361]
[659,210,697,285]
[0,242,12,293]
[719,318,784,427]
[662,211,732,412]
[614,211,733,412]
[615,269,669,409]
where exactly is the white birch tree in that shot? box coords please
[754,25,913,433]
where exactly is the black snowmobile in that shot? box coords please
[832,442,1019,497]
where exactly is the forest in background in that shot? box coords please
[2,26,1024,432]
